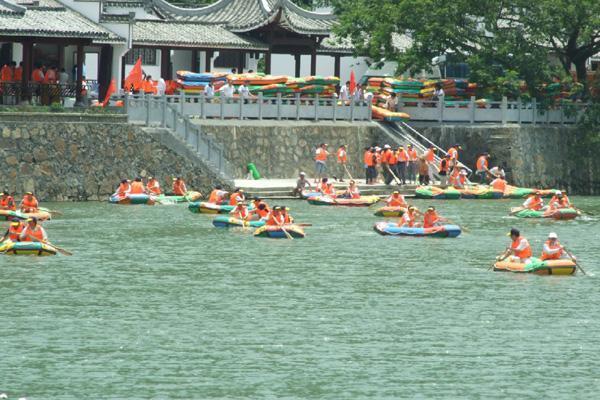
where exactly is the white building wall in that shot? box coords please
[270,54,369,80]
[172,49,191,78]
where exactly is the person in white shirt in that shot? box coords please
[352,83,363,104]
[157,78,166,96]
[58,68,69,84]
[219,80,235,101]
[238,80,251,100]
[434,83,445,99]
[339,81,349,103]
[204,81,215,101]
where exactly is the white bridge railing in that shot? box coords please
[399,96,584,125]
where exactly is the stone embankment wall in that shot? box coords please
[0,114,226,201]
[193,120,380,180]
[414,123,600,194]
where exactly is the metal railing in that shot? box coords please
[398,96,585,125]
[0,82,78,105]
[123,92,372,122]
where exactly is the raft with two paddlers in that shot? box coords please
[511,207,580,220]
[212,216,265,228]
[254,224,305,239]
[307,195,379,207]
[154,191,202,204]
[373,206,406,217]
[493,258,577,275]
[109,193,156,205]
[0,240,58,256]
[373,222,462,238]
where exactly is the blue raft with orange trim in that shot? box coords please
[374,222,461,238]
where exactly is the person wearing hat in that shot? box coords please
[228,188,245,206]
[208,185,228,204]
[407,144,418,184]
[490,173,507,193]
[422,206,448,228]
[399,206,422,228]
[0,191,16,211]
[266,206,285,226]
[522,191,544,211]
[116,179,131,196]
[293,172,311,197]
[130,177,147,195]
[540,232,570,261]
[19,217,47,243]
[281,206,294,224]
[314,143,329,183]
[386,190,408,208]
[229,202,250,220]
[559,190,572,208]
[20,192,39,213]
[0,219,24,243]
[336,145,348,182]
[172,177,187,196]
[475,152,490,183]
[146,176,161,195]
[545,191,565,213]
[499,228,532,264]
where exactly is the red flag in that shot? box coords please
[124,57,143,92]
[102,78,116,107]
[349,70,356,94]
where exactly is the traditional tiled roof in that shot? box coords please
[150,0,336,35]
[318,35,354,55]
[133,20,268,50]
[0,0,124,43]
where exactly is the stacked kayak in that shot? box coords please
[374,222,461,238]
[373,206,406,217]
[459,186,503,199]
[371,105,410,122]
[188,201,240,214]
[307,195,379,207]
[415,186,461,200]
[512,207,580,220]
[0,209,26,221]
[212,216,265,228]
[254,225,305,239]
[493,258,576,275]
[109,193,156,205]
[0,240,57,256]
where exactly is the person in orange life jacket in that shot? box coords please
[559,190,571,208]
[500,228,532,264]
[208,185,228,204]
[266,206,286,226]
[249,203,270,220]
[19,217,48,243]
[422,206,448,228]
[364,146,377,185]
[379,144,392,185]
[438,154,451,187]
[447,144,461,169]
[399,206,422,228]
[475,152,490,183]
[252,196,270,213]
[522,191,544,211]
[0,63,12,82]
[323,182,337,198]
[129,177,147,194]
[396,145,409,185]
[490,175,507,193]
[544,191,563,211]
[0,191,16,211]
[229,202,250,220]
[142,75,155,94]
[423,146,436,181]
[146,177,161,195]
[281,207,294,224]
[229,188,245,206]
[540,232,571,261]
[314,143,329,183]
[172,177,187,196]
[386,191,408,208]
[0,220,24,243]
[20,192,39,213]
[117,179,131,196]
[14,61,23,82]
[336,144,348,182]
[407,144,418,184]
[317,177,329,194]
[342,180,360,199]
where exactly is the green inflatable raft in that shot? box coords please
[415,186,461,200]
[514,207,579,220]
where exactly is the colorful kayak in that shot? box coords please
[0,240,57,256]
[373,206,406,217]
[493,258,576,275]
[109,193,156,205]
[415,186,461,200]
[0,209,26,221]
[155,191,202,204]
[374,222,461,238]
[300,190,321,199]
[307,195,379,207]
[512,207,580,220]
[254,224,305,239]
[459,187,504,199]
[212,216,265,228]
[504,186,557,199]
[188,201,237,214]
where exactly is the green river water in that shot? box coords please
[1,197,600,399]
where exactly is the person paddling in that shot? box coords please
[229,188,245,206]
[19,217,47,243]
[116,179,131,196]
[490,175,507,193]
[498,228,532,264]
[20,192,39,213]
[522,191,544,211]
[386,191,408,208]
[422,206,448,228]
[0,191,16,211]
[0,220,24,243]
[343,180,360,199]
[281,207,294,224]
[146,177,161,195]
[129,177,147,194]
[172,177,187,196]
[207,185,228,204]
[249,202,270,221]
[540,232,571,261]
[399,206,421,228]
[229,202,250,220]
[266,206,285,226]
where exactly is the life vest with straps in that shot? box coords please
[20,225,45,242]
[400,212,415,227]
[130,181,145,194]
[387,195,406,207]
[7,223,24,241]
[266,212,285,226]
[21,196,38,212]
[337,148,347,163]
[0,195,16,211]
[491,178,507,192]
[118,182,131,194]
[208,189,225,204]
[146,180,161,195]
[524,195,543,211]
[173,180,187,196]
[423,211,439,228]
[476,156,488,171]
[315,148,328,161]
[408,148,418,162]
[229,193,244,206]
[541,240,564,261]
[511,237,532,259]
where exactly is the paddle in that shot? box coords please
[563,247,586,275]
[343,164,354,181]
[386,165,403,186]
[489,248,511,270]
[279,224,294,240]
[297,223,312,227]
[45,241,73,256]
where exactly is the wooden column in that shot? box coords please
[75,43,84,105]
[98,44,113,100]
[191,49,199,72]
[21,40,33,103]
[264,51,271,75]
[205,50,213,72]
[310,48,317,76]
[294,53,301,78]
[160,47,171,79]
[58,44,65,71]
[334,55,341,79]
[237,51,245,74]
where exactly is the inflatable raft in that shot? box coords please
[459,186,504,199]
[300,190,321,199]
[372,105,410,122]
[254,224,305,239]
[0,209,26,221]
[307,195,379,207]
[493,258,576,275]
[415,186,461,200]
[155,191,202,204]
[109,193,156,205]
[212,216,265,228]
[0,240,57,256]
[188,201,238,214]
[373,206,406,217]
[504,186,557,199]
[374,222,461,238]
[512,207,580,220]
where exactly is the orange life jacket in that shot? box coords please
[400,211,415,227]
[118,182,131,194]
[524,195,543,211]
[511,237,532,259]
[146,179,161,195]
[423,211,439,228]
[424,149,435,163]
[0,195,16,211]
[397,149,409,163]
[323,185,336,196]
[283,212,292,224]
[173,180,187,196]
[364,151,374,167]
[208,189,225,204]
[337,148,347,163]
[448,147,458,160]
[388,151,398,165]
[408,148,418,162]
[142,80,155,94]
[13,66,22,82]
[7,223,24,241]
[347,187,360,199]
[43,69,57,84]
[476,156,488,171]
[31,68,44,82]
[229,192,244,206]
[541,240,563,261]
[559,196,570,208]
[387,195,407,207]
[21,225,45,242]
[315,148,328,161]
[231,207,249,219]
[380,149,390,165]
[491,178,507,192]
[21,196,38,212]
[254,207,270,219]
[1,65,12,82]
[266,212,285,226]
[130,181,145,194]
